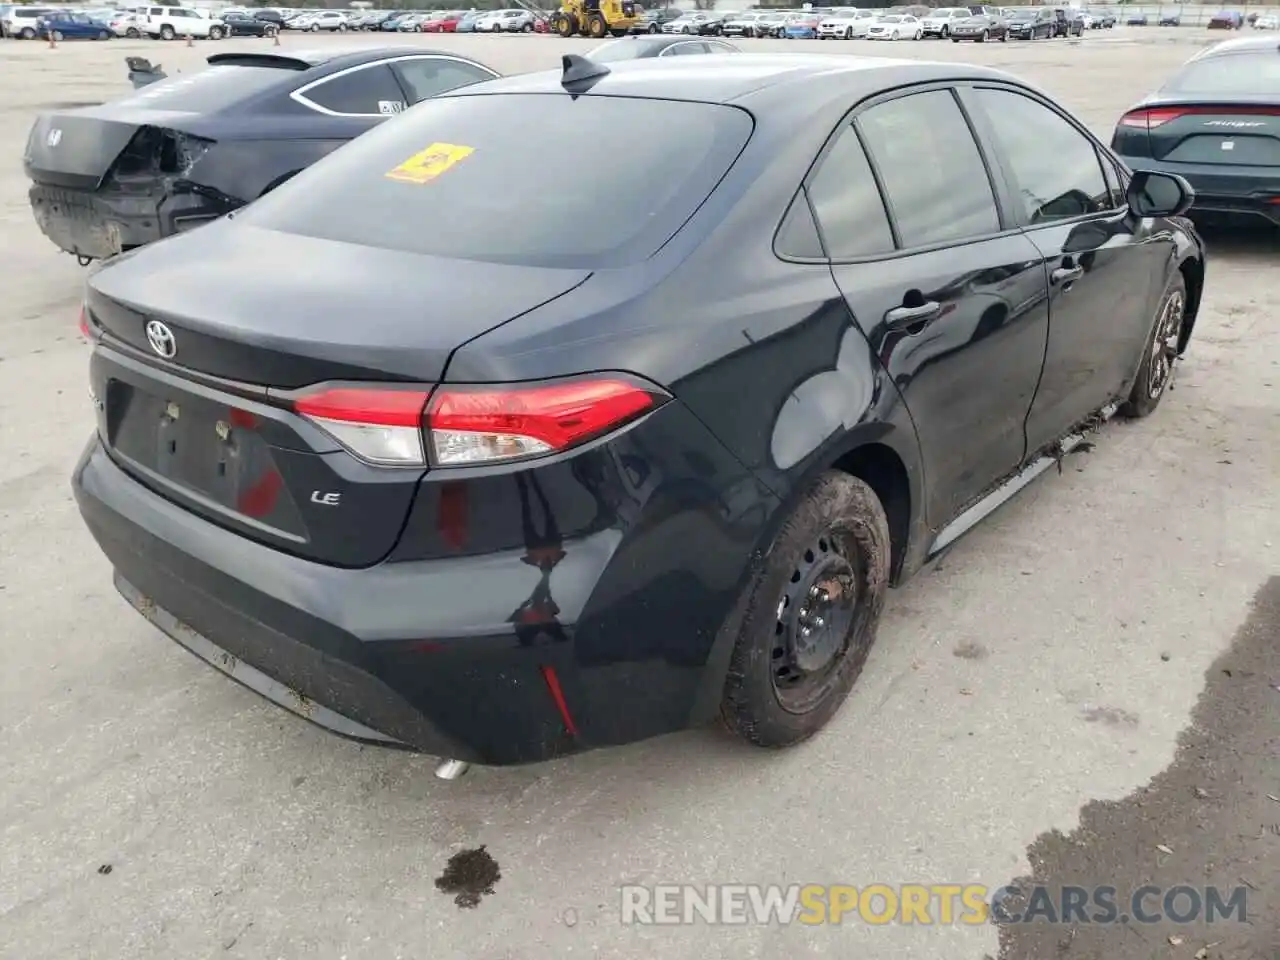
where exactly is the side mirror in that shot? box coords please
[1125,170,1194,219]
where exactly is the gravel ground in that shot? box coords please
[0,28,1276,960]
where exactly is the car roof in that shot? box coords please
[206,46,468,71]
[1194,35,1280,58]
[448,53,1012,108]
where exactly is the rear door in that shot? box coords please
[811,86,1051,525]
[964,84,1170,453]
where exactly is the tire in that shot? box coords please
[21,26,35,38]
[160,24,174,39]
[978,28,987,41]
[720,471,891,749]
[587,12,606,37]
[647,22,659,32]
[308,22,319,31]
[266,26,277,37]
[126,27,139,37]
[98,29,110,39]
[941,25,949,37]
[1120,272,1188,419]
[1000,31,1007,41]
[52,30,63,41]
[952,36,960,42]
[521,22,532,32]
[208,25,222,39]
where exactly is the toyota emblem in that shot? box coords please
[145,320,177,359]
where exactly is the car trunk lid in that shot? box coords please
[24,103,217,191]
[85,220,591,566]
[1133,101,1280,166]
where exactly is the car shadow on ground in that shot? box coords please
[1191,221,1280,260]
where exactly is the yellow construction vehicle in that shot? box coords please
[551,0,643,38]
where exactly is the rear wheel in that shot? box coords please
[337,22,346,31]
[553,12,575,36]
[647,22,658,32]
[208,25,223,39]
[308,22,319,31]
[1120,273,1187,419]
[721,472,890,748]
[98,29,110,38]
[587,12,606,36]
[978,28,988,41]
[126,26,139,37]
[52,29,63,41]
[21,26,36,38]
[521,21,532,31]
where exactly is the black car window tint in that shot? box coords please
[971,88,1110,223]
[1162,53,1280,95]
[304,64,406,116]
[241,93,753,270]
[856,90,1000,248]
[804,122,894,258]
[392,58,493,104]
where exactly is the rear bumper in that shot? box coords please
[28,182,229,260]
[73,420,776,765]
[1116,156,1280,225]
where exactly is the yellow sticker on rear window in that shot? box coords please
[384,142,475,185]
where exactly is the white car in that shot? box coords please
[662,12,712,33]
[1255,14,1279,28]
[109,10,145,35]
[919,6,972,37]
[818,11,872,38]
[482,9,535,31]
[866,14,922,39]
[142,5,226,39]
[298,10,348,31]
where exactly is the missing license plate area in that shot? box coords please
[107,381,277,510]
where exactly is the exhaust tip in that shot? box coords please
[434,759,471,781]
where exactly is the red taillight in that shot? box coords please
[1119,107,1186,129]
[1120,105,1280,129]
[426,378,662,466]
[291,376,665,468]
[78,305,91,339]
[293,387,432,466]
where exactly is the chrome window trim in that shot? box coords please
[289,54,500,119]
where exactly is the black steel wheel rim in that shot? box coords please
[1147,288,1185,398]
[771,527,861,714]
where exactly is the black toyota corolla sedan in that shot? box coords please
[72,54,1206,769]
[1111,36,1280,228]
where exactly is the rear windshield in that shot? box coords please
[114,64,288,112]
[1164,53,1280,95]
[240,93,754,270]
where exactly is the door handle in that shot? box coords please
[885,300,942,332]
[1051,265,1084,285]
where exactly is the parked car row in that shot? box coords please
[642,5,1098,41]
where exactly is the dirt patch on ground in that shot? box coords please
[998,577,1280,960]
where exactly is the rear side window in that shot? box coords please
[804,123,894,258]
[856,89,1000,248]
[300,64,405,115]
[115,64,288,112]
[1163,53,1280,95]
[241,93,753,269]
